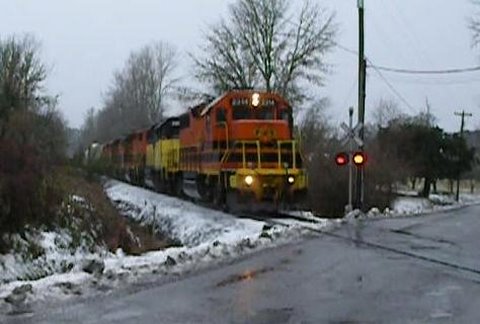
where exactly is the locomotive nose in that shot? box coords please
[254,126,277,143]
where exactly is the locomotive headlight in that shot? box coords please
[287,176,295,184]
[251,93,260,107]
[244,175,254,186]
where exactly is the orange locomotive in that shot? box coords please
[177,90,307,212]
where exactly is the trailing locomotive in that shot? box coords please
[88,90,307,213]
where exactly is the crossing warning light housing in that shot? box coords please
[352,151,366,166]
[335,152,349,166]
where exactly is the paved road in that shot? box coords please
[6,205,480,323]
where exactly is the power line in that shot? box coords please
[333,43,480,75]
[368,64,480,75]
[333,42,358,56]
[369,74,480,85]
[367,59,417,113]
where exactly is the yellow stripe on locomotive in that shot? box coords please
[154,138,180,174]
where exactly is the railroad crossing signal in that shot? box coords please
[340,122,364,147]
[337,107,366,213]
[334,152,366,167]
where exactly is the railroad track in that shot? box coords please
[240,210,335,233]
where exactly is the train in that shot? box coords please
[86,89,308,213]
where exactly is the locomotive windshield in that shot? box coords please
[232,105,251,120]
[257,106,275,120]
[231,96,281,121]
[232,105,277,120]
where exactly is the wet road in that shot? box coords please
[6,205,480,323]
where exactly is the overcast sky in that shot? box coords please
[1,0,479,132]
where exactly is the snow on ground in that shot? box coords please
[105,180,265,247]
[1,179,479,315]
[391,192,480,216]
[0,180,332,315]
[0,230,103,284]
[391,197,434,215]
[101,180,334,275]
[354,192,480,221]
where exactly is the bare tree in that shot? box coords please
[297,97,332,156]
[372,98,404,128]
[121,42,178,124]
[82,41,179,143]
[172,86,215,107]
[79,107,97,148]
[0,34,47,134]
[193,0,337,104]
[114,41,178,125]
[193,19,258,94]
[470,0,480,47]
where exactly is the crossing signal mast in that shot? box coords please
[357,0,367,210]
[334,150,367,213]
[336,107,367,212]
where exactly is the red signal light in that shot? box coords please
[352,152,366,166]
[335,152,349,166]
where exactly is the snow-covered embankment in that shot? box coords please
[0,180,332,314]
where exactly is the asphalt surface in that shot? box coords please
[5,205,480,323]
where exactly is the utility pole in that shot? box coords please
[454,110,472,202]
[348,107,354,212]
[356,0,367,209]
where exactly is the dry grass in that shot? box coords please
[59,167,180,255]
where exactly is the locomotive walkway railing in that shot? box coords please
[220,140,300,170]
